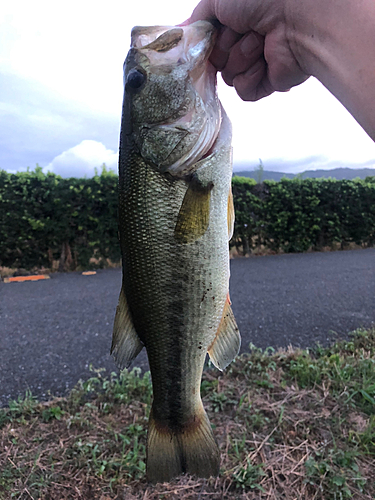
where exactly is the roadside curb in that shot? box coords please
[3,275,50,283]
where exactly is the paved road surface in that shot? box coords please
[1,249,374,407]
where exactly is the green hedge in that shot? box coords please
[0,166,120,271]
[1,168,374,271]
[232,176,375,254]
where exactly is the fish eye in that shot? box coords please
[126,68,146,91]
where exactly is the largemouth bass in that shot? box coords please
[111,20,240,483]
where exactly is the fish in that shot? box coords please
[111,20,240,483]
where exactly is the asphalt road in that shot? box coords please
[1,248,374,407]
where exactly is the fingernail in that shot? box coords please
[240,32,261,56]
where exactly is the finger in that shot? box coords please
[263,33,309,91]
[191,0,259,33]
[221,31,264,86]
[210,26,242,70]
[232,56,275,101]
[190,0,217,24]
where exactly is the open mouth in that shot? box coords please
[132,21,216,67]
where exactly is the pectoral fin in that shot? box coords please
[227,186,235,240]
[208,295,241,371]
[111,287,144,370]
[174,176,213,244]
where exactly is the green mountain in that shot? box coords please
[234,167,375,182]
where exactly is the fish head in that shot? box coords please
[122,21,222,177]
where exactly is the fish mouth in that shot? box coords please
[132,22,222,175]
[131,21,215,66]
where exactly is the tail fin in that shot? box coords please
[146,404,220,483]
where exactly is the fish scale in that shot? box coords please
[111,21,241,483]
[120,149,222,419]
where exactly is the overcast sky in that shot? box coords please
[1,0,375,177]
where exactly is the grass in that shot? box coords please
[0,329,374,499]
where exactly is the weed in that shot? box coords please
[232,459,266,491]
[0,328,374,499]
[304,447,367,499]
[357,414,375,454]
[209,392,233,412]
[42,405,64,422]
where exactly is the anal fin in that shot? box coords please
[208,295,241,371]
[111,286,143,370]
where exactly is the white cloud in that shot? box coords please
[220,77,375,171]
[0,0,196,114]
[0,72,120,172]
[44,140,118,178]
[1,1,375,175]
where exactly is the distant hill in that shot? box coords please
[234,170,294,182]
[234,167,375,182]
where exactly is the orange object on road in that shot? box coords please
[3,274,50,283]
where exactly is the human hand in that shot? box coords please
[189,0,309,101]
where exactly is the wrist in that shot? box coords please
[285,0,375,140]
